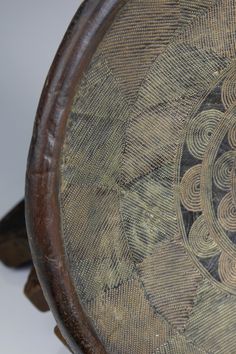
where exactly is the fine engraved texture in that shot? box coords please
[60,0,236,353]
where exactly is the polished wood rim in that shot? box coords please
[25,1,128,352]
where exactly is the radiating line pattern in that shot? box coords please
[137,240,202,331]
[185,280,236,353]
[59,0,236,352]
[156,334,209,354]
[98,0,180,104]
[87,278,173,354]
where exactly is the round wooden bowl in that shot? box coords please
[26,1,236,353]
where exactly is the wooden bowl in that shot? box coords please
[26,1,236,353]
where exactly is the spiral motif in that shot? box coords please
[186,110,223,160]
[213,151,236,191]
[228,123,236,149]
[219,252,236,289]
[188,215,219,258]
[232,158,236,206]
[176,63,236,292]
[218,192,236,232]
[180,165,202,212]
[222,69,236,110]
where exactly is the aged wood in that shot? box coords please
[0,200,31,267]
[25,0,236,353]
[25,1,127,353]
[54,326,72,352]
[24,266,50,312]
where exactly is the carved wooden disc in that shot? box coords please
[26,0,236,353]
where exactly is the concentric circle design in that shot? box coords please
[180,165,202,212]
[32,1,236,352]
[222,68,236,110]
[177,68,236,293]
[186,110,223,160]
[188,215,219,258]
[228,123,236,149]
[218,193,236,232]
[219,253,236,289]
[214,151,236,191]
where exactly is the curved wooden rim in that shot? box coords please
[25,1,128,353]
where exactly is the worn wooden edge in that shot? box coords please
[25,1,128,353]
[55,326,72,352]
[24,266,50,312]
